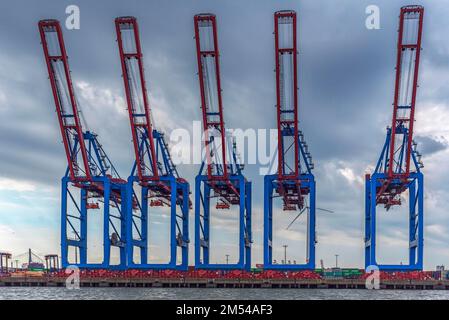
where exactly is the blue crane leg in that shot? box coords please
[103,179,111,268]
[80,188,87,265]
[245,181,252,271]
[61,179,68,268]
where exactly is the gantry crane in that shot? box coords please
[264,11,316,270]
[0,252,11,273]
[115,17,190,270]
[365,6,425,271]
[39,20,128,269]
[193,14,252,270]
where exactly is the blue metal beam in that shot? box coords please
[365,172,424,271]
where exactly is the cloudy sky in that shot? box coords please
[0,0,448,269]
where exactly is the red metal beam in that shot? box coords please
[388,6,424,178]
[115,16,159,181]
[274,10,299,180]
[38,20,91,182]
[194,14,228,180]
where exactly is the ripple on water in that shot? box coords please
[1,287,449,300]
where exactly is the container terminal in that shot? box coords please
[0,6,434,289]
[1,250,448,290]
[1,269,449,290]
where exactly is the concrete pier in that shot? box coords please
[1,277,448,290]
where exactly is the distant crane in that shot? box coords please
[365,6,425,271]
[44,254,60,272]
[115,17,190,270]
[0,252,11,273]
[193,13,252,270]
[264,10,316,270]
[39,20,128,269]
[11,249,45,269]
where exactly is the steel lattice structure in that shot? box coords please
[115,17,190,270]
[39,20,128,269]
[365,6,425,271]
[193,14,252,270]
[264,11,316,270]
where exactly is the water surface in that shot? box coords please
[1,287,449,300]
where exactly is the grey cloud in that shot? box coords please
[415,135,448,155]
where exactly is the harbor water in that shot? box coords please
[1,287,449,300]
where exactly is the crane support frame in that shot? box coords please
[60,135,128,270]
[365,172,424,271]
[195,175,251,270]
[126,174,189,270]
[125,131,190,271]
[264,174,315,270]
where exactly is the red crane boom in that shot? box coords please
[275,10,300,180]
[387,6,424,179]
[194,14,229,181]
[115,17,159,182]
[39,20,91,183]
